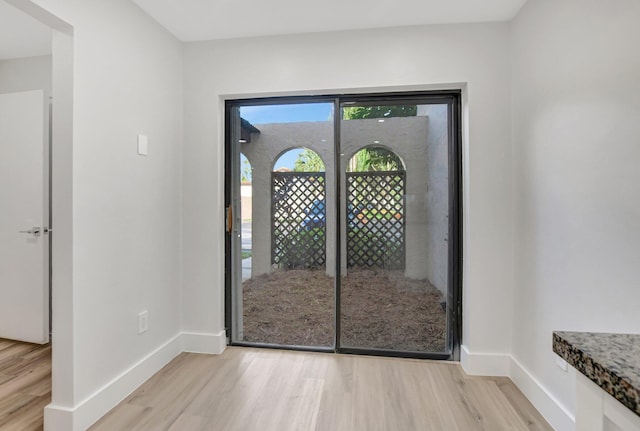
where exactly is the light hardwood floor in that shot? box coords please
[92,347,552,431]
[0,338,51,431]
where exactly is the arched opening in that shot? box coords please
[273,147,325,172]
[346,145,405,172]
[271,147,326,270]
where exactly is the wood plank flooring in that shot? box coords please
[0,339,51,431]
[92,347,552,431]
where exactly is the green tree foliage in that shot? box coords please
[348,147,402,172]
[342,105,413,172]
[342,105,417,120]
[293,148,325,172]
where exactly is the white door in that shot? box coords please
[0,90,49,344]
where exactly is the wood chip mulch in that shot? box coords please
[241,268,447,352]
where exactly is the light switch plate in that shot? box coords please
[137,134,148,156]
[138,310,148,334]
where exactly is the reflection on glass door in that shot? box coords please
[339,102,454,355]
[228,101,336,349]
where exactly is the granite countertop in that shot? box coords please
[553,331,640,417]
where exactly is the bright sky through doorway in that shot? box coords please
[240,103,332,125]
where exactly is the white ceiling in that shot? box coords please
[133,0,528,41]
[0,1,51,60]
[0,0,528,60]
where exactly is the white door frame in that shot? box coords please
[4,0,75,425]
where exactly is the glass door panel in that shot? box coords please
[339,101,452,355]
[227,93,460,359]
[228,101,336,348]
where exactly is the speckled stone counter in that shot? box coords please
[553,331,640,418]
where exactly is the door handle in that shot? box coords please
[226,206,233,233]
[19,226,41,237]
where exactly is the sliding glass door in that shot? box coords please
[226,92,461,359]
[226,101,337,349]
[338,99,457,356]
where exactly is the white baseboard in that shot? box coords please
[45,333,182,431]
[43,404,74,431]
[509,356,575,431]
[460,345,510,376]
[181,331,227,354]
[44,331,227,431]
[461,346,575,430]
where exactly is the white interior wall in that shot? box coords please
[0,55,51,94]
[10,0,184,429]
[510,0,640,429]
[182,23,514,361]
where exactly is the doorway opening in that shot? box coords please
[0,1,54,428]
[1,0,74,429]
[225,91,461,360]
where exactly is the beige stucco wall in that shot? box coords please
[242,121,335,276]
[241,114,448,293]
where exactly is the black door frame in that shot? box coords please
[224,90,462,361]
